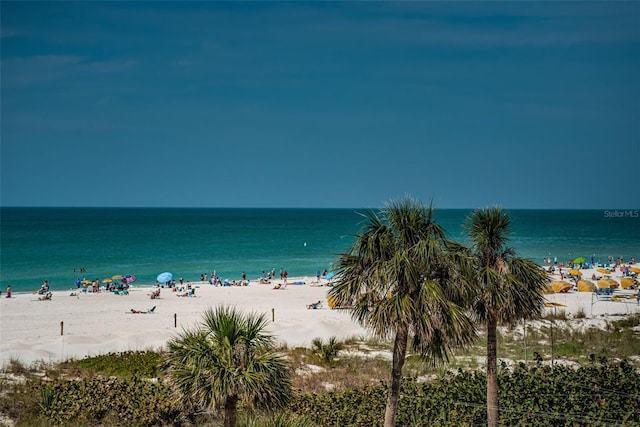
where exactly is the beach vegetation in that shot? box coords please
[464,206,550,427]
[165,305,292,427]
[573,307,587,319]
[2,357,29,376]
[611,312,640,328]
[541,309,568,321]
[237,413,318,427]
[1,326,640,426]
[38,385,56,413]
[311,336,344,366]
[288,359,640,426]
[59,350,164,378]
[327,197,476,427]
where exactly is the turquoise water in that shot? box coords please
[1,208,638,293]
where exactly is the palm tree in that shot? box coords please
[465,207,549,427]
[165,305,292,427]
[328,197,476,427]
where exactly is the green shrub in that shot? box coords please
[311,336,344,366]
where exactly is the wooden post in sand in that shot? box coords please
[174,313,177,328]
[60,321,64,336]
[272,308,275,322]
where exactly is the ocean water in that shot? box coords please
[1,208,638,293]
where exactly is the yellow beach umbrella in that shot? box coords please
[577,280,596,292]
[568,269,582,276]
[597,278,618,289]
[629,267,640,274]
[102,278,112,284]
[550,281,572,293]
[597,268,611,275]
[621,277,636,289]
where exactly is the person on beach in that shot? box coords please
[283,271,288,284]
[5,285,11,298]
[307,300,322,309]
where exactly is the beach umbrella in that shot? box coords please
[124,275,136,284]
[572,257,586,264]
[324,271,336,280]
[597,268,611,275]
[111,275,124,281]
[568,269,582,276]
[541,283,554,294]
[81,279,92,285]
[577,280,596,292]
[621,277,636,289]
[101,278,112,284]
[550,281,572,293]
[629,267,640,274]
[597,278,618,289]
[157,272,173,283]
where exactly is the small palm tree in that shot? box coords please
[165,305,292,427]
[328,197,476,427]
[311,336,344,366]
[465,207,548,427]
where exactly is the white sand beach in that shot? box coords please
[0,278,369,366]
[1,269,638,367]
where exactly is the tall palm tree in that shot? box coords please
[465,207,548,427]
[328,197,476,427]
[165,305,291,427]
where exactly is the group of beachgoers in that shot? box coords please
[544,255,635,269]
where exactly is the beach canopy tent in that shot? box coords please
[577,280,596,292]
[597,278,618,289]
[568,269,582,276]
[550,281,572,293]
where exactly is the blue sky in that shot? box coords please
[1,1,639,209]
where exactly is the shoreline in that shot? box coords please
[1,268,638,367]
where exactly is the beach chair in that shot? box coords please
[147,306,156,314]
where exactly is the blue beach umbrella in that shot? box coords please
[156,272,173,283]
[324,271,337,280]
